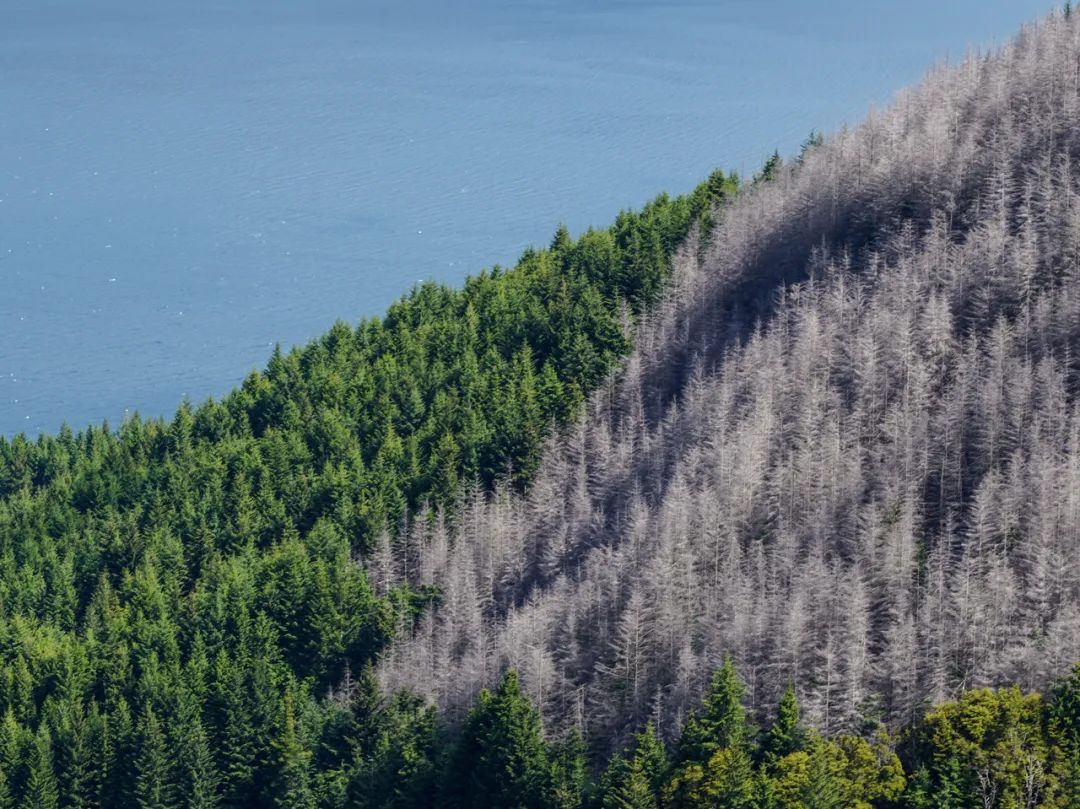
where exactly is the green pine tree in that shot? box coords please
[103,697,137,809]
[550,730,587,809]
[802,742,847,809]
[0,711,27,801]
[172,692,220,809]
[676,658,751,764]
[22,726,59,809]
[135,706,173,809]
[9,659,33,725]
[663,748,755,809]
[632,723,668,798]
[755,150,783,183]
[441,670,553,809]
[270,691,315,809]
[600,722,669,809]
[54,706,95,809]
[1051,664,1080,806]
[346,690,437,809]
[343,666,383,760]
[550,224,573,255]
[763,686,806,767]
[600,755,657,809]
[210,654,257,809]
[0,768,12,809]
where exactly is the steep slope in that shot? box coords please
[378,11,1080,754]
[0,165,736,805]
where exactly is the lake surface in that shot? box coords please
[1,0,1053,437]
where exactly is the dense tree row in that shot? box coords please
[1,642,1078,808]
[406,659,1080,809]
[602,660,1080,809]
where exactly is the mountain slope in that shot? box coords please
[0,162,736,805]
[378,10,1080,754]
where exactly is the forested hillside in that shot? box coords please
[0,164,736,808]
[373,6,1080,806]
[5,6,1080,809]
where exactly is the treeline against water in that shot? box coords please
[0,168,737,808]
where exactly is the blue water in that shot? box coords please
[0,0,1054,437]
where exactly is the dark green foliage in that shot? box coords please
[599,755,655,809]
[676,657,751,764]
[134,707,172,809]
[1050,664,1080,805]
[551,731,588,809]
[343,684,437,809]
[22,727,58,809]
[665,660,756,809]
[171,692,219,809]
[440,671,555,809]
[599,724,667,809]
[269,690,314,809]
[754,149,784,183]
